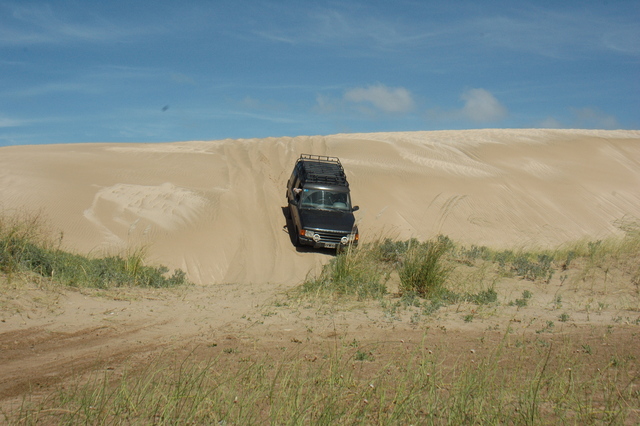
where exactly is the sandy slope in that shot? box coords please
[1,129,639,285]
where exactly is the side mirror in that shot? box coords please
[352,205,359,212]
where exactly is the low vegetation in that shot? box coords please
[2,211,639,424]
[0,210,187,288]
[298,221,640,310]
[6,333,639,424]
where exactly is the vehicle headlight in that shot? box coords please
[304,230,322,242]
[341,233,358,244]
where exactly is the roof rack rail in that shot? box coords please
[299,154,341,164]
[297,154,348,187]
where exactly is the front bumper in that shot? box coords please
[299,228,359,249]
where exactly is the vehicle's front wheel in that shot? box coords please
[292,224,300,246]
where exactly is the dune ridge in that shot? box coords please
[1,129,639,285]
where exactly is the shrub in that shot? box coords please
[398,237,452,297]
[0,211,51,274]
[1,210,188,288]
[373,238,414,265]
[301,246,387,299]
[511,253,554,282]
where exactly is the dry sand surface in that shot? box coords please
[1,129,640,417]
[1,129,639,285]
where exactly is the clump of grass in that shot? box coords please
[0,210,187,288]
[299,236,455,301]
[398,236,452,297]
[300,245,387,299]
[372,238,415,265]
[0,210,51,275]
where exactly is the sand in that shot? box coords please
[1,129,639,285]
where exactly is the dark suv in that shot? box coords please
[286,154,359,250]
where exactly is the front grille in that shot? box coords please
[314,231,347,244]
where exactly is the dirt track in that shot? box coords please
[2,266,639,411]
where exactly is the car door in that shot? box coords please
[288,175,303,233]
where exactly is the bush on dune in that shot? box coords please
[398,236,453,297]
[300,235,456,301]
[298,223,640,311]
[301,244,387,299]
[0,210,188,288]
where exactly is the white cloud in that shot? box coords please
[344,84,415,113]
[426,88,508,124]
[460,88,507,122]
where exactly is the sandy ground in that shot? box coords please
[1,262,639,412]
[1,129,639,285]
[1,129,640,414]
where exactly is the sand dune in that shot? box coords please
[1,129,639,285]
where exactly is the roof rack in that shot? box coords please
[297,154,348,187]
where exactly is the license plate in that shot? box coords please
[324,243,336,249]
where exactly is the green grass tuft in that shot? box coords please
[301,245,387,299]
[397,236,453,297]
[1,210,188,288]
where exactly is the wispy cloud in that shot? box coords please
[571,107,620,129]
[170,73,196,86]
[0,115,25,128]
[237,96,287,113]
[230,110,297,124]
[7,82,100,98]
[537,117,563,129]
[252,7,442,51]
[315,94,341,114]
[467,10,640,58]
[344,84,415,113]
[537,108,620,130]
[0,3,155,45]
[250,3,639,59]
[602,26,640,55]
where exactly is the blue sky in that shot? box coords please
[1,0,638,146]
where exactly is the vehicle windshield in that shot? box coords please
[300,189,352,211]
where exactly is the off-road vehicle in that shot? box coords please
[286,154,359,250]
